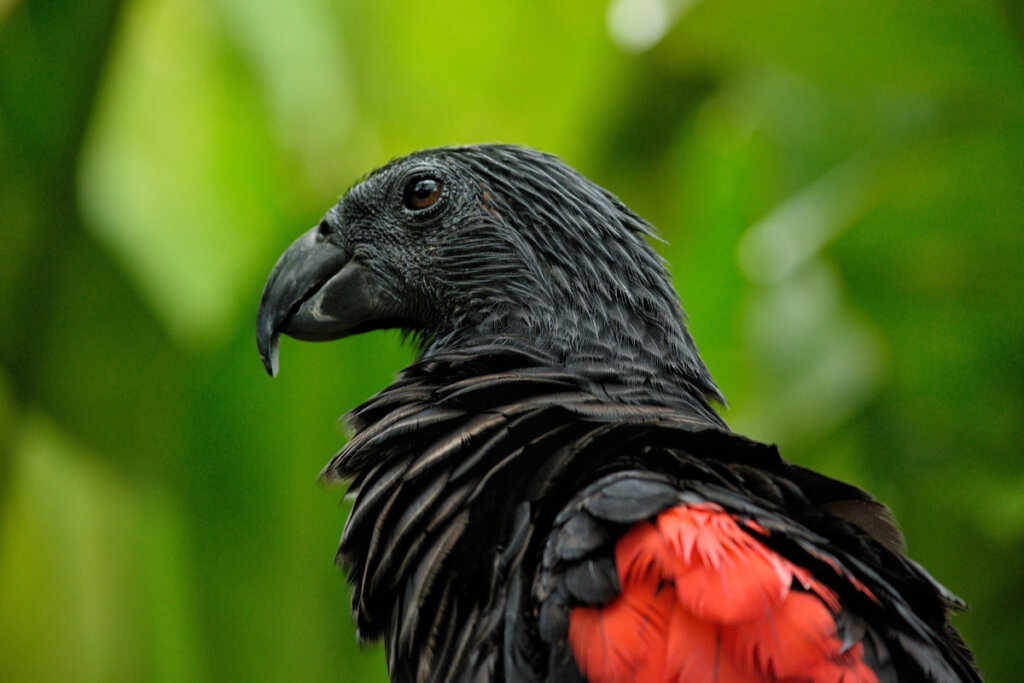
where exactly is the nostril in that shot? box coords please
[317,219,331,238]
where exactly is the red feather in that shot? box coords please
[569,504,878,683]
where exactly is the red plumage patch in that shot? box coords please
[569,504,878,683]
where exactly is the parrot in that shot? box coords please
[256,145,980,682]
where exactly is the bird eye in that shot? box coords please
[404,177,442,211]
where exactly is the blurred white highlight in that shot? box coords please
[607,0,699,52]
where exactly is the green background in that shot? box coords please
[2,0,1022,680]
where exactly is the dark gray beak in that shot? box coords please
[256,226,378,376]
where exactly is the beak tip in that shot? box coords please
[257,328,281,377]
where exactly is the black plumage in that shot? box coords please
[256,145,980,682]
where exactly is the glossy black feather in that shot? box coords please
[329,343,978,682]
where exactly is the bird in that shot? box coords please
[256,145,980,682]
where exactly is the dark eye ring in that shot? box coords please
[404,177,443,211]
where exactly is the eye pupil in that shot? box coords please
[405,177,442,210]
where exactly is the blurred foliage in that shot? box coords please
[1,0,1022,680]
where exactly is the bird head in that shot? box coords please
[257,145,722,403]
